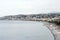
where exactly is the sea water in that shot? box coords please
[0,21,54,40]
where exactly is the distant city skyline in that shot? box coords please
[0,0,60,17]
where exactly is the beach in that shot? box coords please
[44,22,60,40]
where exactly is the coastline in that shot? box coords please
[0,20,59,40]
[43,22,60,40]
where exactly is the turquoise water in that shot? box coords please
[0,21,54,40]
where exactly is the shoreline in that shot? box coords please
[43,22,60,40]
[0,20,59,40]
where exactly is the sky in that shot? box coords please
[0,0,60,16]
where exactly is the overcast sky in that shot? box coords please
[0,0,60,16]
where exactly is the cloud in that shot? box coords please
[0,0,60,16]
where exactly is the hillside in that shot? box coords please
[0,13,60,22]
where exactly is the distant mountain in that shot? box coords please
[0,13,60,21]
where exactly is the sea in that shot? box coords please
[0,21,54,40]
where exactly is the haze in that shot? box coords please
[0,0,60,17]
